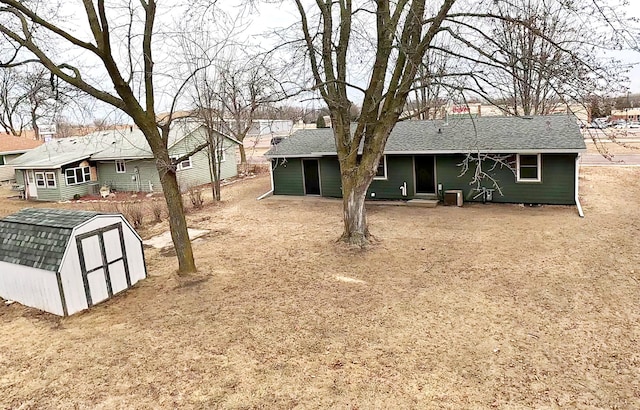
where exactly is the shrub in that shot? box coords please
[188,186,204,209]
[150,200,164,223]
[114,201,145,229]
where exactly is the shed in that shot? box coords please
[0,208,147,316]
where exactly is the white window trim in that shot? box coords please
[35,172,45,188]
[516,153,542,182]
[173,156,193,171]
[36,171,57,188]
[373,155,388,180]
[115,159,126,173]
[65,166,91,186]
[46,172,56,188]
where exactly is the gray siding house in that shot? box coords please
[10,121,239,201]
[265,115,586,210]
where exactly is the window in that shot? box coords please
[46,172,56,188]
[517,154,541,182]
[65,166,91,185]
[35,172,45,187]
[215,146,226,163]
[173,156,193,171]
[115,159,126,173]
[373,155,387,180]
[35,172,57,188]
[0,155,5,165]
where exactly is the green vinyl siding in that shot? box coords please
[171,133,238,190]
[287,156,416,199]
[435,153,577,205]
[97,159,161,192]
[319,157,342,197]
[319,156,415,199]
[367,156,415,199]
[272,153,577,204]
[272,158,304,195]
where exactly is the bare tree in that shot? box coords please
[0,0,211,273]
[0,67,26,135]
[290,0,637,246]
[0,64,67,138]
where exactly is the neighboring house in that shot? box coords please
[215,119,293,136]
[265,115,586,207]
[0,133,43,183]
[10,121,239,201]
[90,121,240,193]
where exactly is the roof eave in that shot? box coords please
[267,148,586,158]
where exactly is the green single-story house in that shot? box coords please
[265,115,586,211]
[10,121,239,201]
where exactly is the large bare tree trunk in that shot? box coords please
[340,173,371,245]
[157,164,196,272]
[238,144,247,167]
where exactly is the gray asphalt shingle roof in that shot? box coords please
[10,120,240,167]
[265,115,586,157]
[0,208,99,272]
[10,133,113,169]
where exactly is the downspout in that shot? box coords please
[575,154,584,218]
[257,158,274,200]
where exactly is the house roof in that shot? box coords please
[9,133,113,169]
[9,120,241,167]
[265,115,586,158]
[90,121,240,161]
[0,133,43,155]
[0,208,100,272]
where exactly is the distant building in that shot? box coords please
[610,108,640,122]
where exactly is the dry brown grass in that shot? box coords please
[1,167,640,409]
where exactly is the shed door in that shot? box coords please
[76,223,132,308]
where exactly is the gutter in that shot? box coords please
[575,154,584,218]
[257,159,275,200]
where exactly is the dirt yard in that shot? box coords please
[1,166,639,409]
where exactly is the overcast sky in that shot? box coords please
[244,0,640,94]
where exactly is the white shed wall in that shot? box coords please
[59,215,146,315]
[0,261,64,316]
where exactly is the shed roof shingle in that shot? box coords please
[266,115,586,157]
[0,208,99,272]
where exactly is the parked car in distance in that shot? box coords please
[628,121,640,128]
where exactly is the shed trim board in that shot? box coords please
[55,270,69,316]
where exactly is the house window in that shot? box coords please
[36,172,57,188]
[215,146,226,163]
[173,156,193,171]
[517,154,541,182]
[115,160,126,173]
[373,155,387,180]
[65,166,91,185]
[35,172,45,187]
